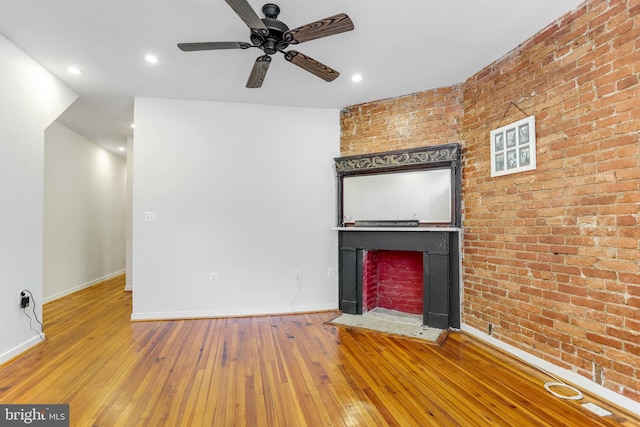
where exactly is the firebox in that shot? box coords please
[362,250,424,315]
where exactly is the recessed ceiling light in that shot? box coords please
[67,66,82,75]
[130,123,135,128]
[118,147,125,152]
[145,54,158,64]
[351,74,362,83]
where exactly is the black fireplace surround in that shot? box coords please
[334,144,461,329]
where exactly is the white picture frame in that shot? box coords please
[490,115,536,177]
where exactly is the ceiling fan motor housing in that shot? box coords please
[250,3,289,55]
[262,3,280,19]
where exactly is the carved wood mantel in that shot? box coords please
[335,143,460,174]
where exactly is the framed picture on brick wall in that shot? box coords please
[490,115,536,177]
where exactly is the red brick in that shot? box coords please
[585,332,623,349]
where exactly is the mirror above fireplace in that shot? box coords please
[334,143,461,227]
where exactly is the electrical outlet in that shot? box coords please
[144,211,156,223]
[296,270,301,281]
[209,272,218,283]
[20,292,30,308]
[327,268,335,278]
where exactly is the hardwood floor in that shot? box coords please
[1,275,638,426]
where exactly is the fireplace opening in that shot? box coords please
[338,229,460,329]
[362,250,424,315]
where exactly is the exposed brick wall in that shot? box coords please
[340,86,464,156]
[462,0,640,402]
[340,0,640,403]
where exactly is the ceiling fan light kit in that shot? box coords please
[177,0,354,88]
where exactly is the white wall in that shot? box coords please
[132,97,340,320]
[0,35,77,363]
[125,136,134,291]
[43,122,127,302]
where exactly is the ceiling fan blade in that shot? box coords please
[225,0,268,35]
[284,51,339,82]
[246,55,272,88]
[177,42,252,51]
[284,13,354,44]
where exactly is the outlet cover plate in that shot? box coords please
[581,403,612,417]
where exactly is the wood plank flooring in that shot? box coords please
[1,274,638,426]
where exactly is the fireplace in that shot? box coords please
[334,144,462,329]
[338,229,460,329]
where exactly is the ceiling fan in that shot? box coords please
[177,0,354,88]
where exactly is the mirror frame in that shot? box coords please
[334,143,461,227]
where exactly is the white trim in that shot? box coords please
[131,304,337,321]
[333,227,461,232]
[43,270,125,304]
[290,303,337,313]
[0,335,45,366]
[462,324,640,416]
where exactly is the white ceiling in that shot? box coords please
[0,0,584,157]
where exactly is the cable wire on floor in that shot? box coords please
[536,365,584,400]
[21,289,45,341]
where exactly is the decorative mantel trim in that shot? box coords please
[334,143,460,174]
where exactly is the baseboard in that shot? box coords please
[43,270,125,304]
[290,302,337,313]
[131,303,338,321]
[124,271,132,291]
[462,324,640,416]
[0,335,45,366]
